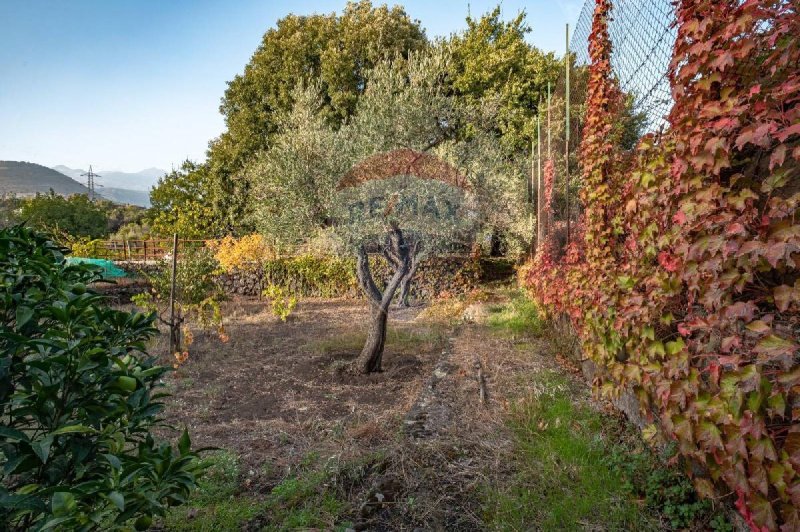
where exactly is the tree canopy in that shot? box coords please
[148,161,220,239]
[148,3,558,246]
[448,8,561,153]
[17,192,108,240]
[203,0,428,235]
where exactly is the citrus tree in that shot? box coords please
[0,226,201,530]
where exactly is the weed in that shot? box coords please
[486,291,543,337]
[163,450,262,531]
[484,371,654,530]
[262,283,297,321]
[605,442,732,530]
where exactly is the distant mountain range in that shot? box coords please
[0,161,92,196]
[0,161,162,207]
[52,165,165,193]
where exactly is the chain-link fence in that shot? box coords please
[534,0,677,250]
[571,0,676,133]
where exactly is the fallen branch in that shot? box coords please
[474,357,487,406]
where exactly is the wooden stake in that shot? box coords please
[537,114,544,248]
[474,357,487,405]
[168,233,178,356]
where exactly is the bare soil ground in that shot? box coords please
[160,298,441,460]
[142,292,719,531]
[147,292,562,530]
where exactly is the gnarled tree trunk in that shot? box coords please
[354,226,409,373]
[397,252,420,308]
[385,239,421,308]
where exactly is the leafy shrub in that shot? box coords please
[262,284,297,321]
[69,238,104,258]
[0,226,202,530]
[605,443,730,530]
[132,248,227,364]
[212,234,274,273]
[17,192,108,240]
[262,254,357,298]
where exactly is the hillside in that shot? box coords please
[0,162,152,207]
[100,187,151,207]
[0,161,91,197]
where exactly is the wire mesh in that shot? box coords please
[570,0,677,133]
[534,0,677,250]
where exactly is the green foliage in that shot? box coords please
[148,248,221,308]
[0,226,202,530]
[262,284,297,321]
[205,0,427,235]
[152,5,557,252]
[148,161,221,238]
[0,196,21,230]
[163,451,262,531]
[18,192,108,239]
[248,86,342,244]
[486,291,543,337]
[484,371,657,530]
[605,443,730,530]
[447,7,560,153]
[262,254,356,298]
[134,248,226,351]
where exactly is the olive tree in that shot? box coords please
[332,174,476,373]
[248,49,531,372]
[248,83,343,246]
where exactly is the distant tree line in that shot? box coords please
[0,191,148,242]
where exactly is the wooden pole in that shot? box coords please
[168,233,178,355]
[565,23,571,245]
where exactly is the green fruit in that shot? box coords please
[114,376,137,392]
[72,283,86,295]
[134,515,152,530]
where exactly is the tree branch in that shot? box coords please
[356,244,382,304]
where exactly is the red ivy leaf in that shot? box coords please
[775,122,800,142]
[658,251,680,272]
[770,144,787,170]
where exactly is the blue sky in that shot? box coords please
[0,0,583,173]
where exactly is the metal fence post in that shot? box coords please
[565,23,571,245]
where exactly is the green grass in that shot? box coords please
[163,450,364,531]
[163,450,262,531]
[486,291,543,337]
[484,372,657,531]
[484,371,731,531]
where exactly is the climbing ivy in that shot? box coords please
[526,0,800,529]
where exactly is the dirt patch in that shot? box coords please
[150,293,581,529]
[158,297,447,477]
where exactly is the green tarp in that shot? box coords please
[66,257,128,278]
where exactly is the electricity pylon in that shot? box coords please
[80,165,103,201]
